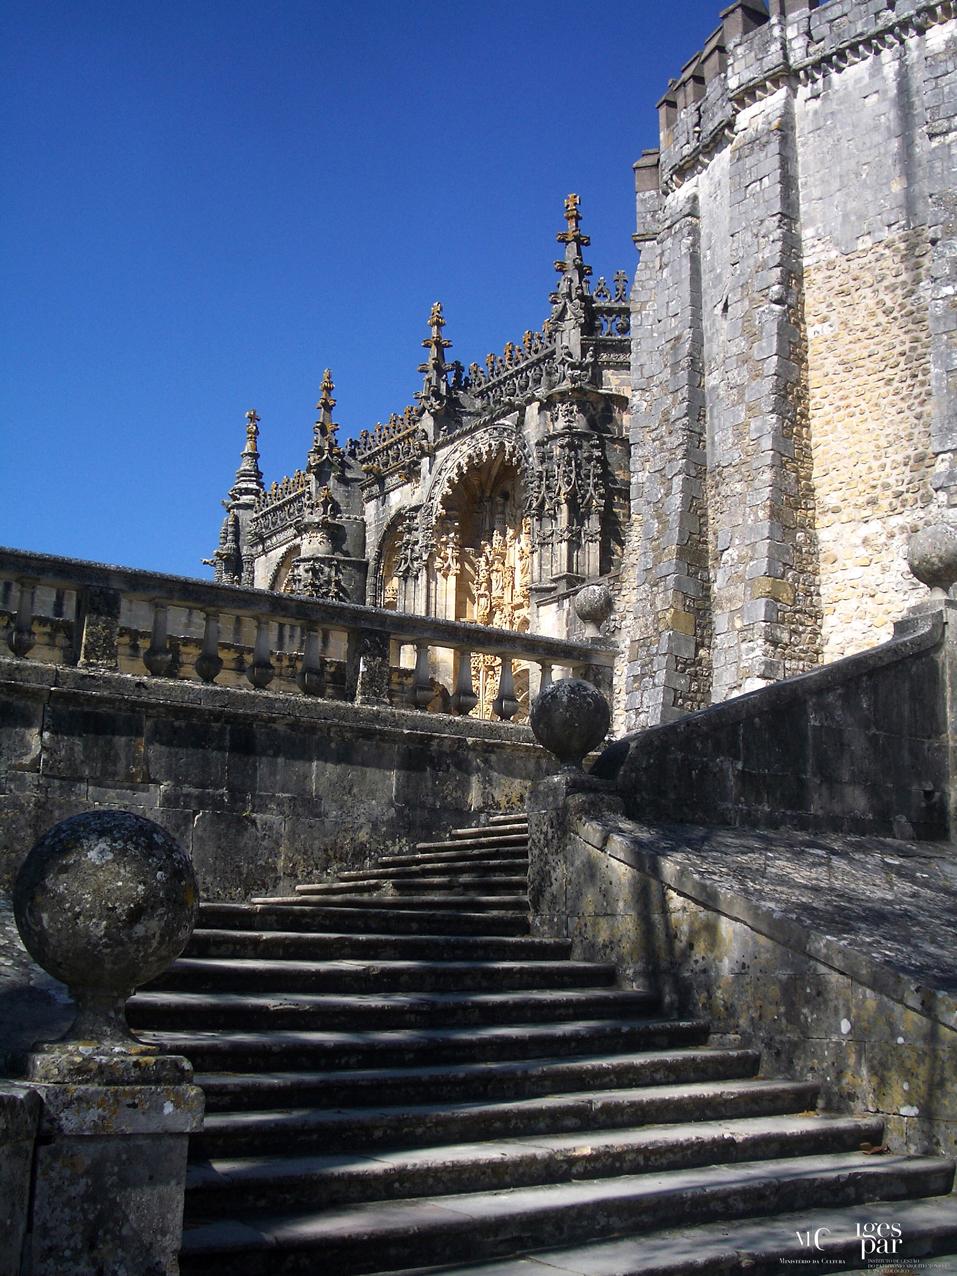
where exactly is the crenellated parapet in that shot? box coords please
[646,0,954,194]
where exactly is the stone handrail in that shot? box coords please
[0,546,615,721]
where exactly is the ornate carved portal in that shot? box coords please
[376,445,533,718]
[434,449,531,719]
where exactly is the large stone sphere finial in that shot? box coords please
[14,810,199,1053]
[574,581,614,638]
[530,677,611,772]
[908,524,957,598]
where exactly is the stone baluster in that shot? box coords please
[77,585,121,670]
[538,660,554,694]
[451,650,478,715]
[143,602,174,676]
[413,643,433,709]
[492,655,519,721]
[297,625,323,695]
[247,618,275,689]
[350,629,392,705]
[195,611,224,683]
[7,578,37,657]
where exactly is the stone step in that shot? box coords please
[190,1077,821,1158]
[179,1152,954,1274]
[184,929,571,963]
[193,1046,761,1114]
[184,1112,884,1217]
[448,822,528,839]
[151,956,617,996]
[253,893,530,913]
[386,1192,957,1276]
[293,876,529,897]
[413,835,529,852]
[197,903,531,936]
[148,1017,709,1074]
[377,849,529,870]
[128,986,658,1033]
[338,857,529,882]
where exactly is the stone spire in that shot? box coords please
[552,193,592,303]
[229,409,265,501]
[308,369,344,472]
[417,302,452,409]
[548,194,593,361]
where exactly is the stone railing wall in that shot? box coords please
[0,546,614,723]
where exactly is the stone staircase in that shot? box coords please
[128,812,957,1275]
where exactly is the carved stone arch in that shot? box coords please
[368,504,423,609]
[268,544,302,593]
[423,423,535,529]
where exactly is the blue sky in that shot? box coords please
[2,0,728,577]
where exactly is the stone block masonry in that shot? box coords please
[623,0,957,729]
[0,655,553,900]
[527,785,957,1159]
[604,600,957,843]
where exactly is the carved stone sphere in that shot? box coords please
[14,811,198,999]
[574,582,614,637]
[907,524,957,596]
[530,677,611,770]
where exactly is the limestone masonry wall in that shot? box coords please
[528,792,957,1158]
[0,657,551,900]
[605,603,957,842]
[624,0,957,730]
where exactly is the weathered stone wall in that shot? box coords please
[603,602,956,843]
[528,787,957,1158]
[622,0,957,730]
[0,656,551,900]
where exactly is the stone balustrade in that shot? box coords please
[0,546,615,722]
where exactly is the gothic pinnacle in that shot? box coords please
[316,369,337,427]
[416,301,452,407]
[230,407,264,500]
[554,192,592,284]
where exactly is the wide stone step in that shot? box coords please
[414,835,529,852]
[151,956,616,996]
[485,813,528,825]
[128,986,657,1033]
[184,1112,884,1217]
[338,857,529,882]
[190,1077,821,1157]
[389,1191,957,1276]
[179,1152,954,1274]
[448,823,528,839]
[193,1046,760,1114]
[293,876,528,897]
[378,849,529,870]
[185,929,571,963]
[147,1017,707,1074]
[198,903,531,936]
[257,893,530,913]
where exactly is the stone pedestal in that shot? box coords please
[0,1084,42,1276]
[24,1059,204,1276]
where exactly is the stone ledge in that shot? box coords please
[596,607,945,775]
[570,808,957,1033]
[0,656,541,753]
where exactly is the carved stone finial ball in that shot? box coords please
[14,811,198,1001]
[530,677,611,771]
[907,524,957,596]
[574,582,614,638]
